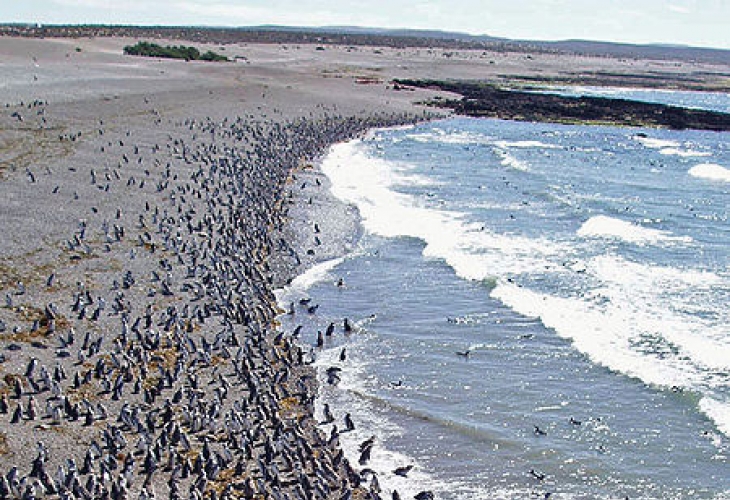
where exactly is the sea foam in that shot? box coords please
[633,136,680,148]
[321,134,730,441]
[492,253,730,436]
[577,215,692,245]
[495,148,529,171]
[274,257,345,308]
[699,397,730,438]
[659,147,711,157]
[589,255,730,372]
[407,129,493,145]
[289,257,344,291]
[313,339,446,499]
[689,163,730,183]
[322,140,564,280]
[491,282,697,388]
[633,135,711,158]
[494,139,560,149]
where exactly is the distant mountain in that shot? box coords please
[533,39,730,66]
[247,25,730,65]
[1,23,728,65]
[199,24,527,51]
[307,26,508,43]
[242,25,511,46]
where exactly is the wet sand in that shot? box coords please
[0,35,727,499]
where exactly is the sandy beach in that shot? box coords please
[0,34,728,499]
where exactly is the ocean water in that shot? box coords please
[277,93,730,499]
[531,86,730,114]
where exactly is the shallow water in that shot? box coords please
[278,93,730,499]
[530,86,730,114]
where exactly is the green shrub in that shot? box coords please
[200,50,228,62]
[123,41,228,62]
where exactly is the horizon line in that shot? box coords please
[2,22,728,52]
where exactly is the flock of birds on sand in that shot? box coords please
[0,97,438,500]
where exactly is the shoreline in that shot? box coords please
[273,127,443,500]
[273,114,730,499]
[275,123,422,282]
[0,107,425,498]
[0,34,728,499]
[395,79,730,131]
[0,35,432,499]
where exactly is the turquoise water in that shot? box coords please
[278,94,730,499]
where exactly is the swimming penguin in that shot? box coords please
[393,465,413,477]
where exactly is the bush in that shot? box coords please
[199,50,228,62]
[123,41,228,62]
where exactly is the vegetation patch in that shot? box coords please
[279,396,304,419]
[0,304,70,343]
[0,126,72,179]
[0,262,23,290]
[124,41,229,62]
[0,432,9,455]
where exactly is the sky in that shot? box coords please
[3,0,729,50]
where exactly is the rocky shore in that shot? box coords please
[395,79,730,131]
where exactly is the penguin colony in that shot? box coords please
[0,95,429,499]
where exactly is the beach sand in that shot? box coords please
[0,35,727,499]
